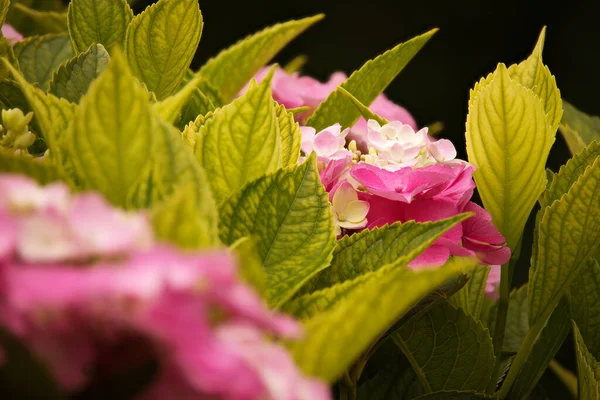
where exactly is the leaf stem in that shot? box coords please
[486,259,513,393]
[549,359,577,399]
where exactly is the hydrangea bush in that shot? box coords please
[0,0,598,399]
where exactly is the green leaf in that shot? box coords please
[357,340,425,400]
[505,299,570,400]
[573,321,600,399]
[10,4,67,35]
[415,391,497,400]
[3,61,75,169]
[231,237,268,297]
[13,34,74,91]
[499,285,528,353]
[570,259,600,360]
[0,0,9,26]
[540,141,600,209]
[150,183,219,249]
[529,157,600,326]
[219,153,335,308]
[66,50,153,207]
[393,302,494,393]
[176,88,215,130]
[153,74,210,125]
[275,102,301,168]
[283,54,308,74]
[336,85,389,126]
[449,265,490,320]
[125,0,202,99]
[306,29,436,131]
[507,27,562,134]
[559,100,600,155]
[197,75,281,204]
[0,150,59,184]
[466,63,555,251]
[195,15,323,101]
[287,257,475,382]
[0,35,19,81]
[48,43,110,104]
[0,80,28,111]
[67,0,133,53]
[304,215,470,293]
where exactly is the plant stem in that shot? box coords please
[486,259,513,393]
[549,359,578,399]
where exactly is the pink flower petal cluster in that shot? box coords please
[0,174,330,400]
[302,120,510,298]
[1,24,23,45]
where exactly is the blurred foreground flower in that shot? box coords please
[0,175,330,400]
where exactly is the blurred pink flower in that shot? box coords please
[0,174,330,400]
[1,24,23,45]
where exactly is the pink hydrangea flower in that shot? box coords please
[300,123,352,164]
[1,24,23,45]
[0,174,330,400]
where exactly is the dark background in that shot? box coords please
[132,0,595,397]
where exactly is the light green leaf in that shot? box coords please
[393,302,494,393]
[198,75,281,204]
[559,100,600,155]
[506,299,571,399]
[501,285,528,353]
[276,102,301,168]
[10,4,67,35]
[415,391,497,400]
[337,85,389,126]
[125,0,202,99]
[283,54,308,74]
[304,214,470,293]
[306,29,436,131]
[450,265,490,320]
[0,35,19,81]
[0,150,59,184]
[570,259,600,360]
[507,27,562,134]
[466,63,554,251]
[231,237,268,297]
[573,321,600,399]
[67,0,133,53]
[219,153,335,308]
[13,34,74,91]
[3,61,75,169]
[529,157,600,326]
[48,43,110,104]
[0,80,28,111]
[150,183,219,249]
[287,257,475,382]
[66,50,153,207]
[153,74,209,124]
[195,15,323,101]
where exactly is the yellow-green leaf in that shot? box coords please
[394,301,495,393]
[219,154,335,308]
[10,3,66,35]
[13,33,73,91]
[287,257,475,382]
[529,157,600,326]
[67,0,133,53]
[573,321,600,399]
[153,73,208,124]
[125,0,202,99]
[306,29,436,131]
[49,43,110,104]
[337,85,389,126]
[231,237,268,297]
[275,102,301,168]
[195,15,323,101]
[0,149,59,184]
[559,100,600,155]
[198,76,281,204]
[66,50,153,207]
[304,214,470,293]
[450,265,491,320]
[150,183,218,249]
[466,63,554,251]
[0,0,9,26]
[570,259,600,360]
[0,35,19,81]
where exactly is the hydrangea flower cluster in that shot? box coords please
[0,175,330,400]
[251,66,510,298]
